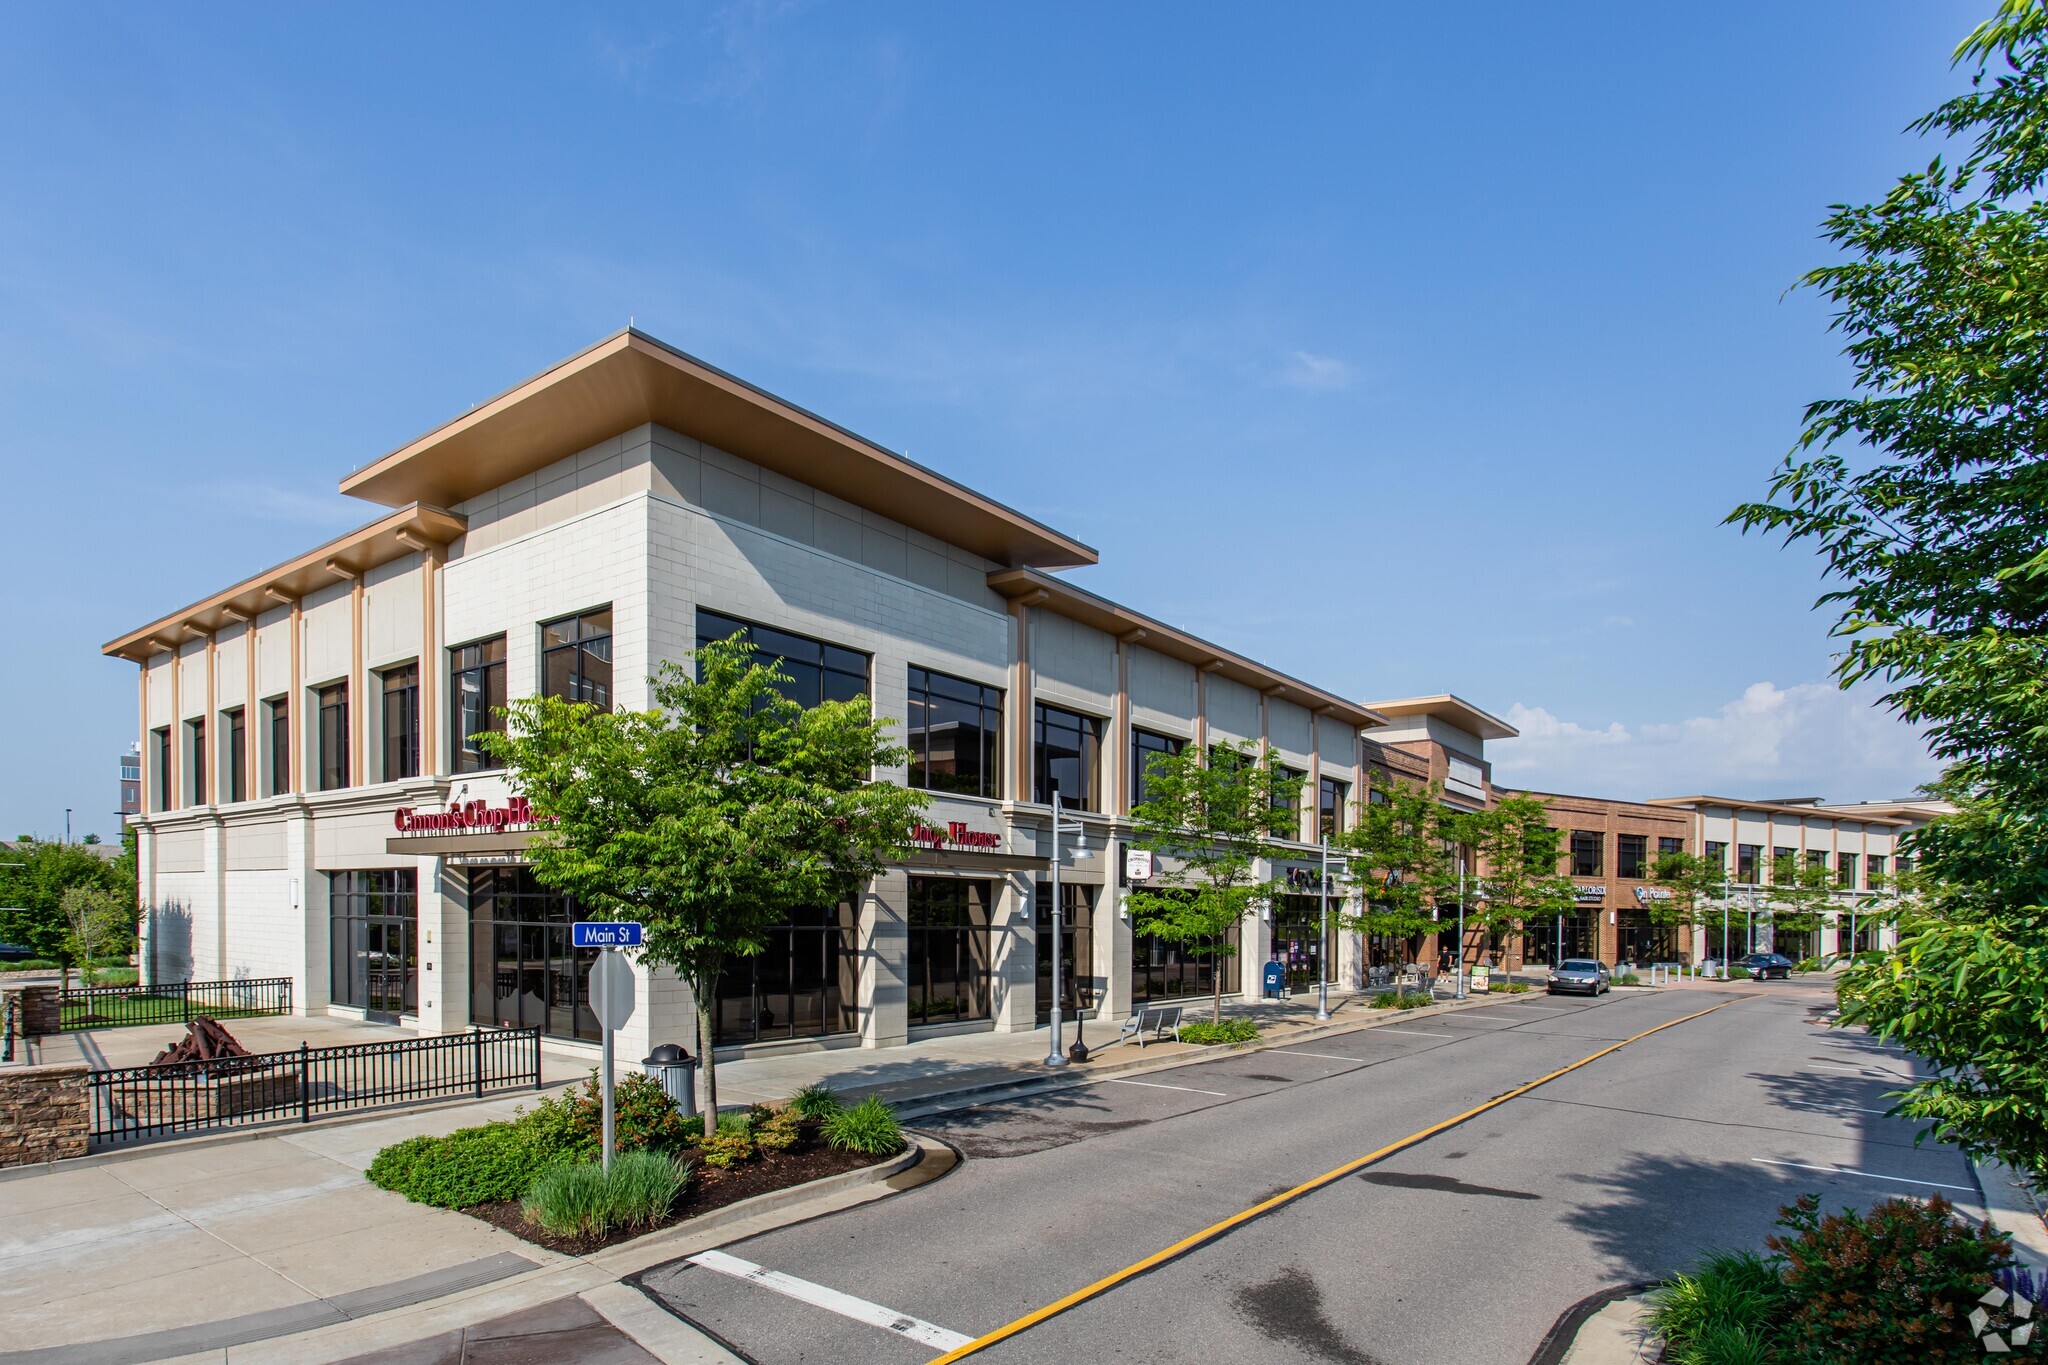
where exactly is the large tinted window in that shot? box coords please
[467,867,598,1042]
[542,608,613,711]
[330,869,417,1016]
[907,667,1001,798]
[1033,704,1101,810]
[906,878,994,1024]
[1131,729,1182,810]
[381,664,420,780]
[317,683,349,790]
[1319,777,1349,841]
[451,636,507,774]
[1617,833,1648,879]
[1570,830,1602,877]
[697,610,868,708]
[267,697,290,796]
[224,708,246,803]
[714,902,860,1045]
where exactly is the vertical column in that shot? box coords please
[136,668,149,816]
[289,811,322,1013]
[415,855,470,1035]
[349,574,366,786]
[244,618,259,802]
[170,642,183,808]
[1007,598,1039,803]
[420,548,442,776]
[1307,713,1322,846]
[204,820,227,979]
[205,634,217,805]
[991,875,1037,1033]
[860,870,909,1049]
[1097,833,1132,1024]
[136,824,157,986]
[287,596,304,794]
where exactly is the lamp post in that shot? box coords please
[1316,842,1347,1022]
[1721,873,1730,974]
[1455,857,1468,1000]
[1044,792,1071,1069]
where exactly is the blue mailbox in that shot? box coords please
[1262,960,1287,999]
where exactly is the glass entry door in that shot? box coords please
[1034,883,1095,1022]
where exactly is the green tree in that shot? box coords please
[1652,849,1737,966]
[1728,0,2048,1169]
[483,636,926,1132]
[1763,854,1837,958]
[61,885,133,987]
[1467,796,1578,971]
[0,839,129,962]
[1128,739,1301,1023]
[1335,773,1449,960]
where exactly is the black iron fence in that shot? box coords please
[86,1025,543,1148]
[60,977,295,1031]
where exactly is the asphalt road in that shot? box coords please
[638,980,1980,1365]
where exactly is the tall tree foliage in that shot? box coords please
[1728,0,2048,1170]
[1128,739,1301,1023]
[1335,773,1449,955]
[0,838,133,963]
[1465,796,1579,968]
[484,637,925,1132]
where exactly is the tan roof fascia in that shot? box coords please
[1645,794,1912,827]
[986,567,1386,731]
[1363,693,1520,742]
[103,503,466,662]
[337,329,1097,572]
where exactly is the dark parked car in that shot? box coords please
[1548,958,1611,996]
[1736,952,1794,981]
[0,941,35,963]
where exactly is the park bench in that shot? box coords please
[1117,1003,1185,1048]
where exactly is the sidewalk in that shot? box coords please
[0,981,1518,1362]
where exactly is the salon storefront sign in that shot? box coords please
[908,820,1002,852]
[394,796,552,835]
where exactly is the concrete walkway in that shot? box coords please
[0,980,1535,1362]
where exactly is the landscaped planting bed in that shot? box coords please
[366,1075,907,1254]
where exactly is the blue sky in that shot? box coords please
[0,3,1984,841]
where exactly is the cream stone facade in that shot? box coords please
[110,331,1442,1065]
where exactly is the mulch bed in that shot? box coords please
[463,1140,897,1255]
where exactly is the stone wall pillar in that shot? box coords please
[3,985,59,1039]
[991,874,1037,1034]
[861,870,909,1049]
[0,1063,90,1168]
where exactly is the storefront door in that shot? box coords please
[1035,883,1095,1022]
[1270,896,1336,992]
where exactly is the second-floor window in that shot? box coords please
[187,718,206,805]
[152,726,171,810]
[1617,833,1648,879]
[1658,836,1684,856]
[697,610,868,708]
[1807,849,1828,871]
[1837,852,1858,889]
[1867,854,1888,889]
[1319,776,1350,841]
[542,608,613,710]
[1131,730,1183,810]
[451,637,507,774]
[1034,704,1100,811]
[317,682,350,791]
[1571,830,1603,877]
[906,666,1001,798]
[1737,843,1762,883]
[267,697,290,795]
[224,708,246,803]
[1773,846,1796,880]
[381,663,420,780]
[1272,765,1307,834]
[1705,840,1728,870]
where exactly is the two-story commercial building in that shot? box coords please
[109,330,1507,1064]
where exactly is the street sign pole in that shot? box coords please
[578,924,641,1174]
[601,955,615,1172]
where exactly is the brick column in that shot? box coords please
[0,1064,90,1168]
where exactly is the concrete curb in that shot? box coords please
[1974,1155,2048,1269]
[1537,1289,1659,1365]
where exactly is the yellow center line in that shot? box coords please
[927,995,1750,1364]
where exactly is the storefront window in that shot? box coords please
[451,636,507,774]
[1616,911,1678,967]
[1270,895,1337,992]
[1522,912,1595,965]
[542,608,613,711]
[714,902,860,1045]
[1132,894,1240,1002]
[331,870,418,1018]
[1034,882,1095,1021]
[697,609,868,709]
[1033,705,1101,811]
[468,867,598,1042]
[907,668,1001,798]
[906,878,994,1024]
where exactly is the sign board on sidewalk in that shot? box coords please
[590,950,637,1031]
[573,921,643,949]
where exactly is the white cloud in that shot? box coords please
[1278,349,1358,392]
[1489,680,1941,803]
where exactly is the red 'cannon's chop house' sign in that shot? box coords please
[394,797,549,834]
[910,821,1001,852]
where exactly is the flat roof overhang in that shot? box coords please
[339,329,1097,572]
[988,568,1387,732]
[1363,693,1520,742]
[1645,796,1911,826]
[386,829,541,857]
[104,503,468,662]
[895,848,1050,874]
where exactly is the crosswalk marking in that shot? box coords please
[687,1249,973,1352]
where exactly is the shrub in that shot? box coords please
[367,1119,568,1208]
[754,1107,804,1153]
[788,1082,844,1120]
[1793,957,1824,974]
[822,1096,904,1155]
[525,1070,698,1161]
[1648,1249,1792,1363]
[1370,991,1434,1011]
[1498,982,1532,994]
[1178,1018,1260,1045]
[699,1125,757,1169]
[1767,1192,2027,1363]
[522,1151,688,1238]
[9,959,59,971]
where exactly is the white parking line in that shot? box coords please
[1276,1051,1370,1063]
[1751,1159,1973,1192]
[1105,1078,1228,1097]
[1365,1028,1454,1039]
[687,1249,972,1351]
